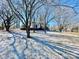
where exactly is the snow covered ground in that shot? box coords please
[0,30,79,59]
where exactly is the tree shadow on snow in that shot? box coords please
[31,36,79,59]
[7,31,79,59]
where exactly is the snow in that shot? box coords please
[0,30,79,59]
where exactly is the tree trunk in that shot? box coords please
[44,24,47,34]
[27,26,30,38]
[33,25,36,33]
[6,26,10,32]
[4,20,10,32]
[44,28,46,34]
[59,25,63,32]
[2,22,4,30]
[59,29,62,32]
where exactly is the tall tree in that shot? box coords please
[43,0,78,32]
[0,1,14,31]
[37,6,55,33]
[7,0,44,37]
[53,0,77,32]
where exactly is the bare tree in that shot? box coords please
[44,0,78,32]
[0,1,14,31]
[7,0,44,38]
[53,5,77,32]
[37,6,55,33]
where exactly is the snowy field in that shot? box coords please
[0,30,79,59]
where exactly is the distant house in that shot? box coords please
[64,23,79,32]
[30,21,45,30]
[71,27,79,32]
[71,24,79,32]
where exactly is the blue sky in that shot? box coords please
[48,0,79,27]
[6,0,79,27]
[1,0,79,27]
[61,0,79,13]
[13,0,79,27]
